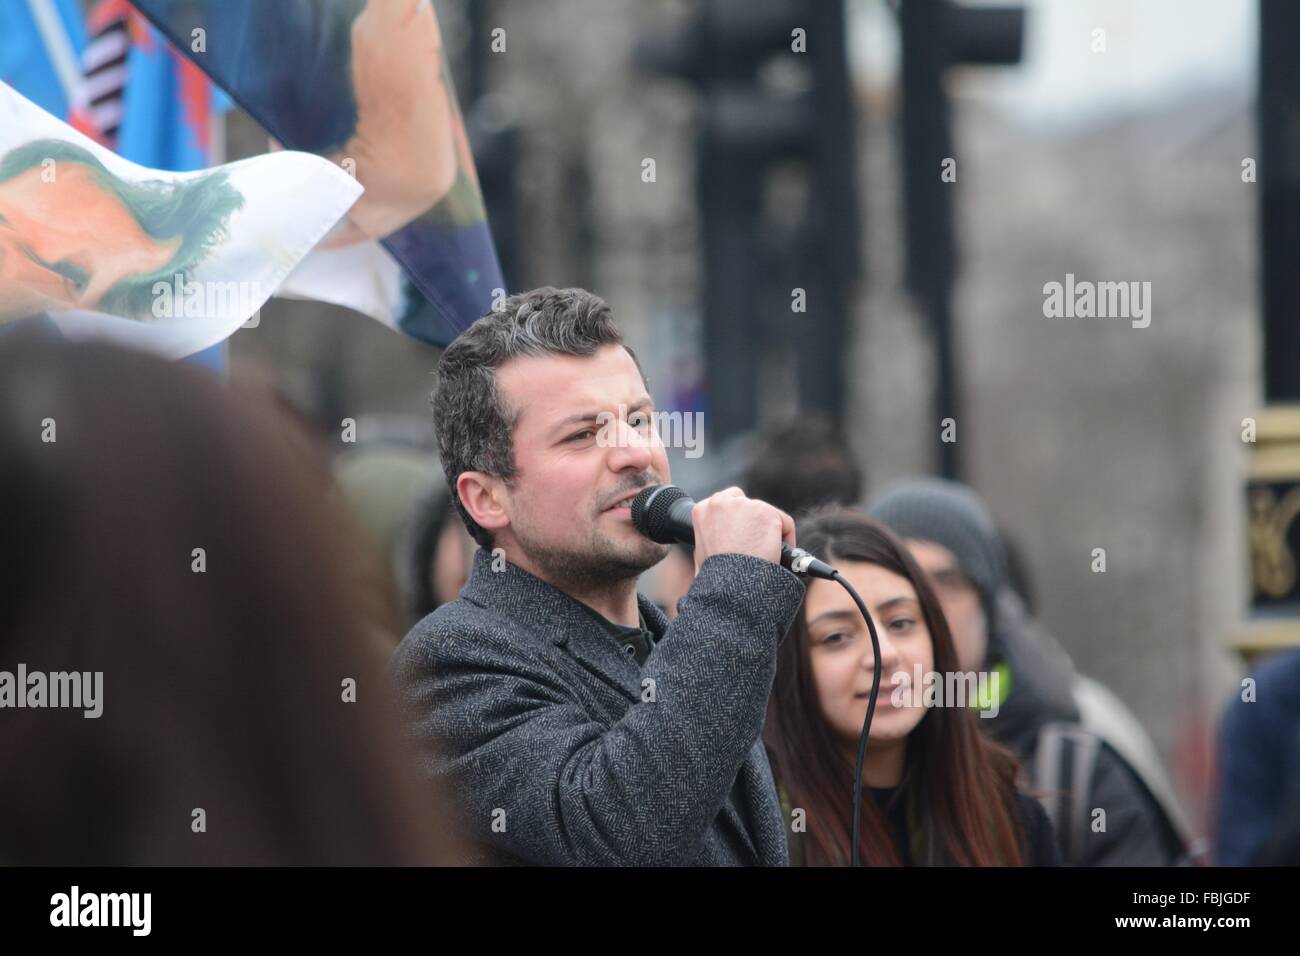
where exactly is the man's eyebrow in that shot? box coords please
[550,396,653,435]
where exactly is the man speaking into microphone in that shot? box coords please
[390,287,805,865]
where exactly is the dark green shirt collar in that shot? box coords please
[577,603,657,666]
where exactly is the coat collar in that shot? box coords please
[459,547,668,702]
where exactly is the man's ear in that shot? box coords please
[457,471,509,537]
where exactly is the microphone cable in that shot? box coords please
[827,570,882,868]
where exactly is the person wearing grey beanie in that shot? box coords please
[866,477,1191,866]
[867,478,1011,668]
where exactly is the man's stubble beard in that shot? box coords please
[514,517,670,596]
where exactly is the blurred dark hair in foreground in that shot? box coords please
[0,331,456,865]
[742,414,862,519]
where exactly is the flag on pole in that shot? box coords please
[130,0,506,347]
[0,81,363,358]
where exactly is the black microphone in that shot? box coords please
[630,484,836,580]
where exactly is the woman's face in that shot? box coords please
[804,560,934,753]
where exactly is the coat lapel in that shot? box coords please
[552,627,643,704]
[460,548,642,703]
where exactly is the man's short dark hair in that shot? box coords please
[432,287,640,548]
[0,139,244,319]
[741,415,862,519]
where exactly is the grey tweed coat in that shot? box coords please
[389,546,806,866]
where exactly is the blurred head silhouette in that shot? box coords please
[0,332,455,865]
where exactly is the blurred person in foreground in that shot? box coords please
[0,333,455,865]
[765,509,1059,865]
[867,478,1192,866]
[1215,648,1300,865]
[391,287,804,865]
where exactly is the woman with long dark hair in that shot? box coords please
[765,508,1059,866]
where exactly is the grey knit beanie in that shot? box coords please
[864,478,1008,624]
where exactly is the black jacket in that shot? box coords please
[986,591,1185,865]
[776,776,1062,866]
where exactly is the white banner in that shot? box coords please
[0,80,363,358]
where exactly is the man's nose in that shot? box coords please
[605,417,654,471]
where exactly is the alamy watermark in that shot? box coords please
[1042,273,1151,328]
[50,886,150,936]
[888,665,1001,718]
[151,273,268,327]
[596,405,704,459]
[0,664,102,718]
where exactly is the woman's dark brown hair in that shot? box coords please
[0,333,455,865]
[765,508,1026,866]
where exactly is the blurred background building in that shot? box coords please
[221,0,1271,834]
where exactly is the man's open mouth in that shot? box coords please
[603,489,645,512]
